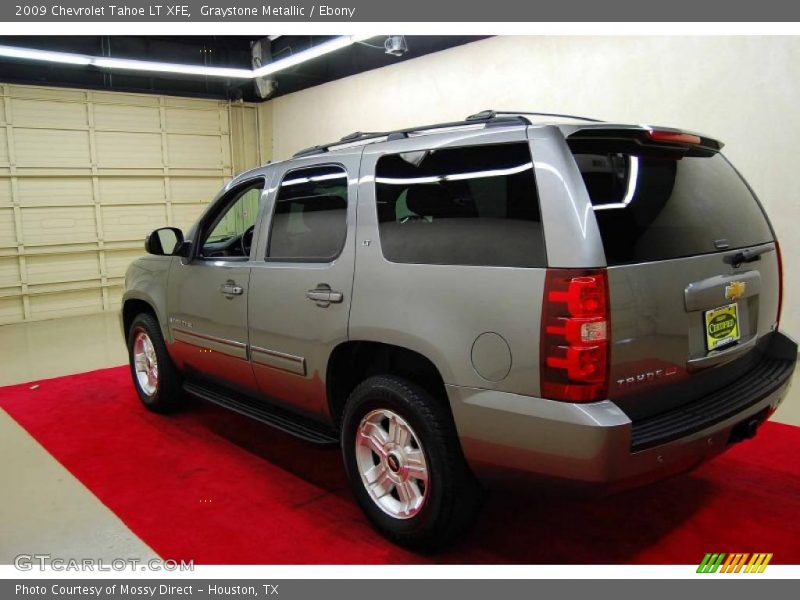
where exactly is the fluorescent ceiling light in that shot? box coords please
[92,57,252,79]
[0,35,376,81]
[0,44,91,65]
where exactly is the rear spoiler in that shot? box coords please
[566,126,723,158]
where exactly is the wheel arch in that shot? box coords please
[326,340,452,429]
[122,293,167,340]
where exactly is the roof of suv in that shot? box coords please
[290,110,604,159]
[237,111,722,183]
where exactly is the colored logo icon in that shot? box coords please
[697,553,772,573]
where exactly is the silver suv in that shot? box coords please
[122,110,796,549]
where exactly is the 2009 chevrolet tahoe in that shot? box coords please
[122,110,796,549]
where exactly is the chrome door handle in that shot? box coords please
[220,280,243,298]
[306,284,343,307]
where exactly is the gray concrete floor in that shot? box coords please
[0,410,157,564]
[0,311,798,565]
[0,311,128,387]
[0,312,156,564]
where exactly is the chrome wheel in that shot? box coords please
[355,408,429,519]
[133,330,159,396]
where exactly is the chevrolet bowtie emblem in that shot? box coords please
[725,281,746,301]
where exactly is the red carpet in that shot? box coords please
[1,365,799,564]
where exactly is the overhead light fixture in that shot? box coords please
[0,35,376,81]
[384,36,408,57]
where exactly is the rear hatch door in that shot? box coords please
[568,128,781,422]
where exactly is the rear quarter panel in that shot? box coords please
[350,127,563,396]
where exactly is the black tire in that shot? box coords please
[126,312,183,413]
[341,375,482,551]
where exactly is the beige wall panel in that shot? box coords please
[164,96,220,109]
[25,253,100,285]
[165,107,225,134]
[0,84,258,323]
[28,288,103,320]
[0,129,8,166]
[0,178,11,207]
[230,105,260,172]
[107,285,123,309]
[0,256,19,288]
[0,296,24,324]
[166,134,224,169]
[0,208,17,248]
[14,128,91,168]
[95,131,163,168]
[90,91,161,106]
[17,178,93,207]
[98,178,165,205]
[257,102,272,168]
[101,205,167,242]
[20,206,97,246]
[169,177,223,204]
[171,203,206,231]
[24,242,97,255]
[93,104,161,132]
[10,99,87,130]
[10,85,85,102]
[105,249,144,279]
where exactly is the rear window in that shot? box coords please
[574,152,774,265]
[375,143,546,268]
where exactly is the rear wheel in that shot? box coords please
[126,312,183,412]
[341,375,481,550]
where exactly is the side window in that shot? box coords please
[375,143,546,268]
[267,165,348,261]
[200,180,264,258]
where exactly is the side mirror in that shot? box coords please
[145,227,185,256]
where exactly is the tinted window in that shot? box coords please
[268,165,348,260]
[375,143,545,268]
[574,152,774,265]
[200,181,264,258]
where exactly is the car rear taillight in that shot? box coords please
[540,269,610,402]
[776,241,784,328]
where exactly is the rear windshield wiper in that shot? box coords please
[723,245,773,268]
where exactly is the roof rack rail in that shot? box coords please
[339,131,386,142]
[291,113,531,158]
[467,109,604,123]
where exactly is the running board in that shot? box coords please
[183,381,338,445]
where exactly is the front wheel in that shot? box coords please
[126,312,183,413]
[341,375,482,551]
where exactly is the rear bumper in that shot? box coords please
[449,332,796,486]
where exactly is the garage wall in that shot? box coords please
[0,84,263,324]
[268,36,800,339]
